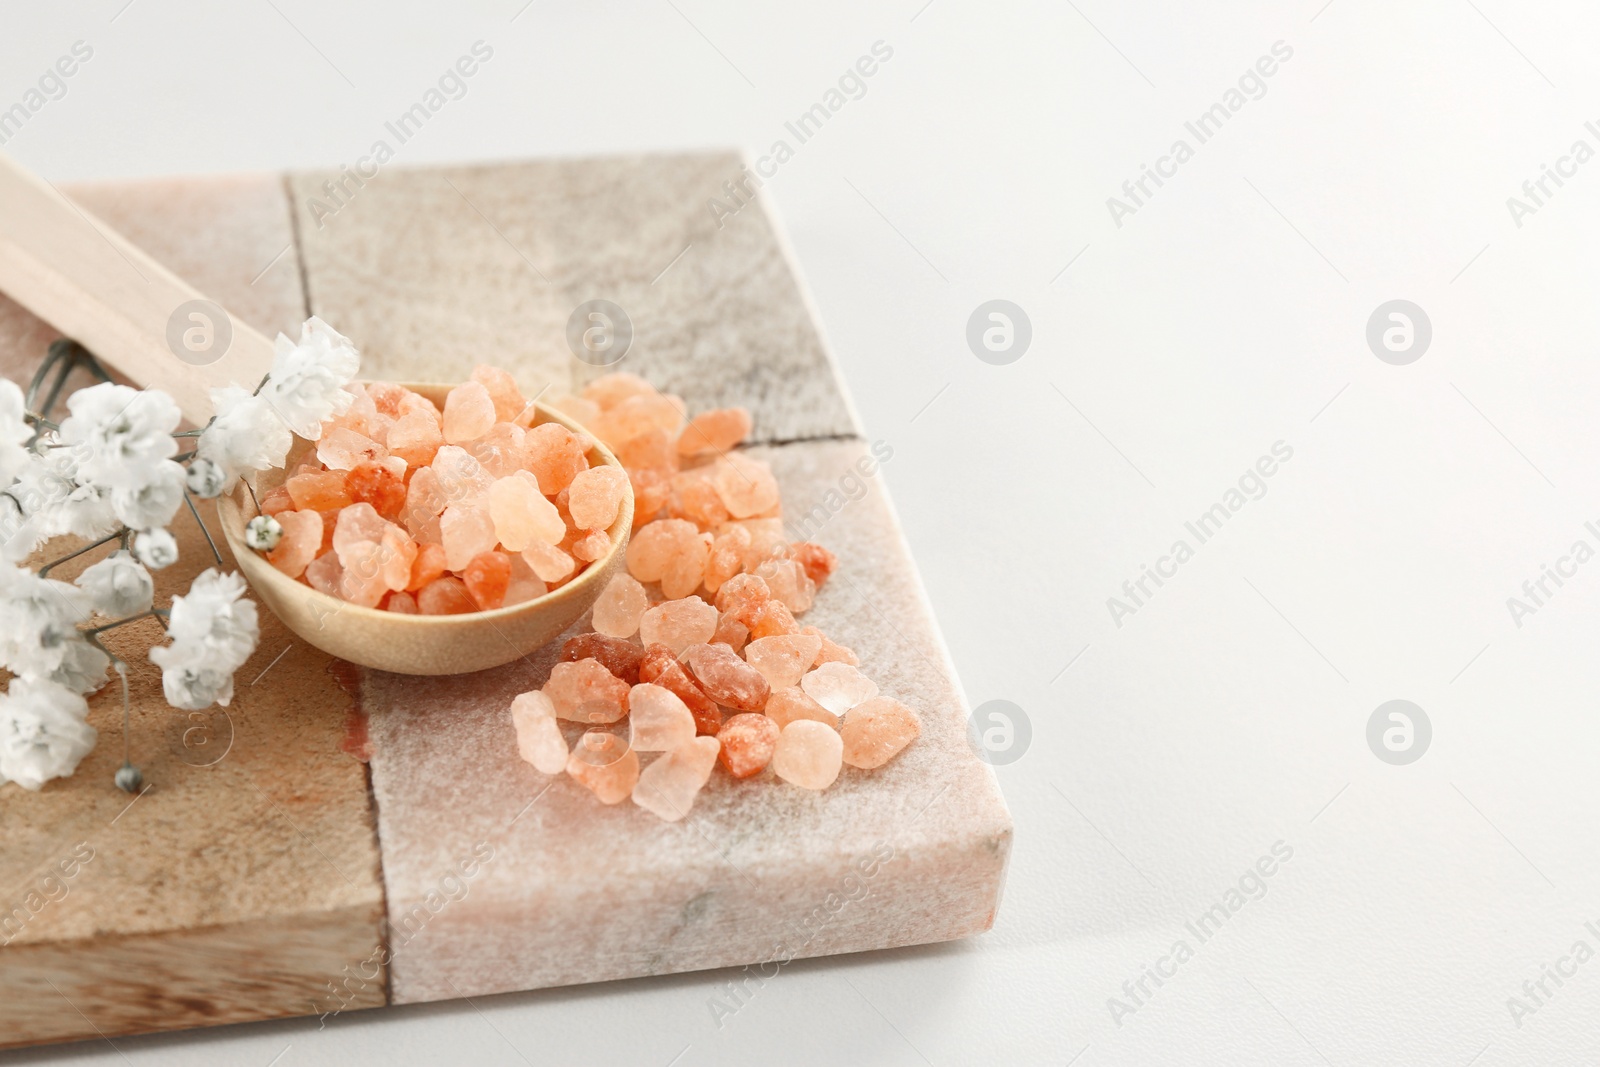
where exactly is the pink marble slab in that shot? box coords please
[361,439,1013,1002]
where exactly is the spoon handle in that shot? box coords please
[0,151,275,423]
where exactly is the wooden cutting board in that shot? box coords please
[0,155,1012,1049]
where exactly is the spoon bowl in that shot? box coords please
[218,384,631,676]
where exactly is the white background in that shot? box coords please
[8,1,1600,1064]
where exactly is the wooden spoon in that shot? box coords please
[0,151,274,422]
[0,152,630,675]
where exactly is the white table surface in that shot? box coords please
[7,2,1599,1063]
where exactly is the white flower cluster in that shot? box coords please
[0,316,361,792]
[149,569,259,711]
[196,316,359,487]
[2,380,184,564]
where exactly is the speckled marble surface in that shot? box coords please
[287,154,858,446]
[362,439,1011,1003]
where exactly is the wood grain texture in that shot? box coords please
[0,175,385,1049]
[286,154,858,444]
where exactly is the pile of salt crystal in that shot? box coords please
[253,366,627,614]
[508,372,920,822]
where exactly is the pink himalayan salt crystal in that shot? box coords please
[524,422,589,495]
[571,530,611,563]
[330,384,385,440]
[710,453,781,519]
[663,535,710,600]
[703,524,749,595]
[386,591,419,613]
[772,720,843,790]
[401,466,448,540]
[840,696,921,769]
[337,541,388,607]
[684,642,770,712]
[543,659,630,723]
[715,572,772,627]
[441,504,498,571]
[317,426,386,471]
[802,662,879,717]
[431,445,495,508]
[466,422,526,478]
[567,731,639,804]
[755,557,816,613]
[803,625,859,667]
[615,428,680,475]
[713,612,749,655]
[732,518,788,567]
[521,539,575,583]
[472,363,527,423]
[305,551,343,598]
[590,393,685,449]
[765,685,838,728]
[397,388,440,418]
[582,371,656,411]
[626,519,699,582]
[333,502,389,561]
[627,683,696,752]
[568,465,630,531]
[489,472,563,551]
[503,553,549,607]
[744,634,824,690]
[417,575,477,614]
[511,690,567,774]
[443,380,497,443]
[379,525,419,591]
[592,573,649,639]
[632,735,719,822]
[668,469,730,528]
[639,596,718,656]
[544,392,601,428]
[678,407,753,457]
[266,509,323,578]
[387,409,443,468]
[717,712,778,779]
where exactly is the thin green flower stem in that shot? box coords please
[185,491,224,566]
[38,530,126,578]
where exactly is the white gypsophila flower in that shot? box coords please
[262,317,360,440]
[57,383,180,492]
[157,662,236,712]
[0,487,42,564]
[185,458,225,498]
[244,514,282,551]
[0,378,32,486]
[110,458,185,532]
[132,527,179,570]
[0,677,97,791]
[45,635,110,696]
[0,564,92,678]
[149,568,259,710]
[197,385,293,488]
[55,482,119,541]
[76,550,154,617]
[12,447,117,541]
